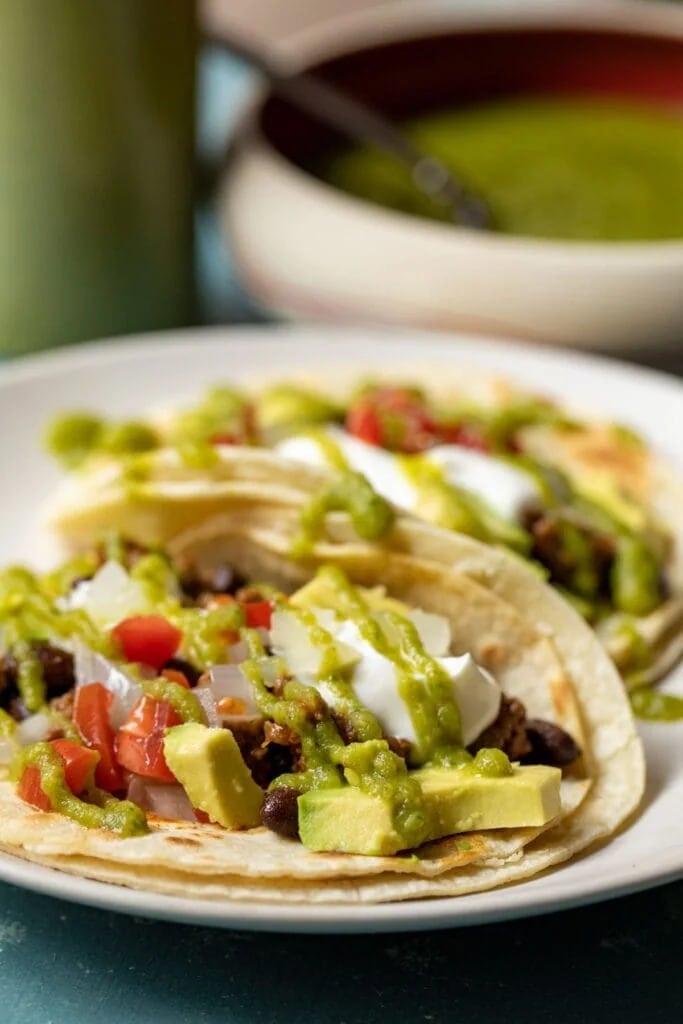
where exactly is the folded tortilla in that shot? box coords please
[44,364,683,690]
[0,450,644,904]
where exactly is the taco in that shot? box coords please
[43,371,683,706]
[0,454,643,904]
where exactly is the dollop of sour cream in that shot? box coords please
[270,606,501,756]
[275,427,541,524]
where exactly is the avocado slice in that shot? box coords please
[298,764,561,855]
[163,723,264,829]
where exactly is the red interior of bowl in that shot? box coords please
[259,25,683,164]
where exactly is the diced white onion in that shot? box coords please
[202,664,261,724]
[126,775,196,822]
[17,713,52,746]
[194,687,219,728]
[67,560,149,629]
[270,608,359,678]
[73,642,143,729]
[407,609,452,657]
[0,736,17,765]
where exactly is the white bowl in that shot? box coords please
[219,0,683,354]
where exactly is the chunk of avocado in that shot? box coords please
[298,764,561,855]
[298,788,420,856]
[163,723,263,829]
[412,763,561,833]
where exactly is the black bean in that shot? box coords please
[260,787,301,839]
[523,719,581,768]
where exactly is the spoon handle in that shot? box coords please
[205,28,493,230]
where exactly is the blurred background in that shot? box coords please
[1,0,682,367]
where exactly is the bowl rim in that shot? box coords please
[228,0,683,257]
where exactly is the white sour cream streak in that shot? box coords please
[275,427,541,523]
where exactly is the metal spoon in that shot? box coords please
[206,28,495,231]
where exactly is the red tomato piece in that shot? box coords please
[345,387,438,453]
[438,421,491,453]
[345,402,382,446]
[112,615,182,670]
[242,600,272,631]
[115,695,183,782]
[209,401,257,446]
[17,764,52,812]
[73,682,124,792]
[50,738,99,795]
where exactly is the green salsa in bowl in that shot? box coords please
[222,0,683,350]
[322,98,683,243]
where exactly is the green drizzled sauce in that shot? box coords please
[399,454,531,554]
[0,566,110,710]
[630,688,683,723]
[294,470,394,553]
[141,679,204,723]
[241,628,432,851]
[46,413,160,469]
[12,743,148,836]
[302,428,350,472]
[311,567,463,763]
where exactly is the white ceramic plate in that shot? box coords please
[0,323,681,933]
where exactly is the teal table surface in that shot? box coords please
[1,877,682,1024]
[3,47,683,1024]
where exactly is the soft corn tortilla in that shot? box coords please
[0,451,644,904]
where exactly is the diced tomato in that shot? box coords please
[438,421,491,453]
[345,402,382,446]
[209,401,257,446]
[160,667,191,689]
[242,600,273,631]
[112,615,182,670]
[345,387,439,453]
[73,682,124,792]
[17,765,52,812]
[50,739,99,795]
[115,695,183,782]
[207,593,272,631]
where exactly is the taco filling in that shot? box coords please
[43,376,683,709]
[0,539,581,856]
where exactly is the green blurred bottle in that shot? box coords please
[0,0,197,355]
